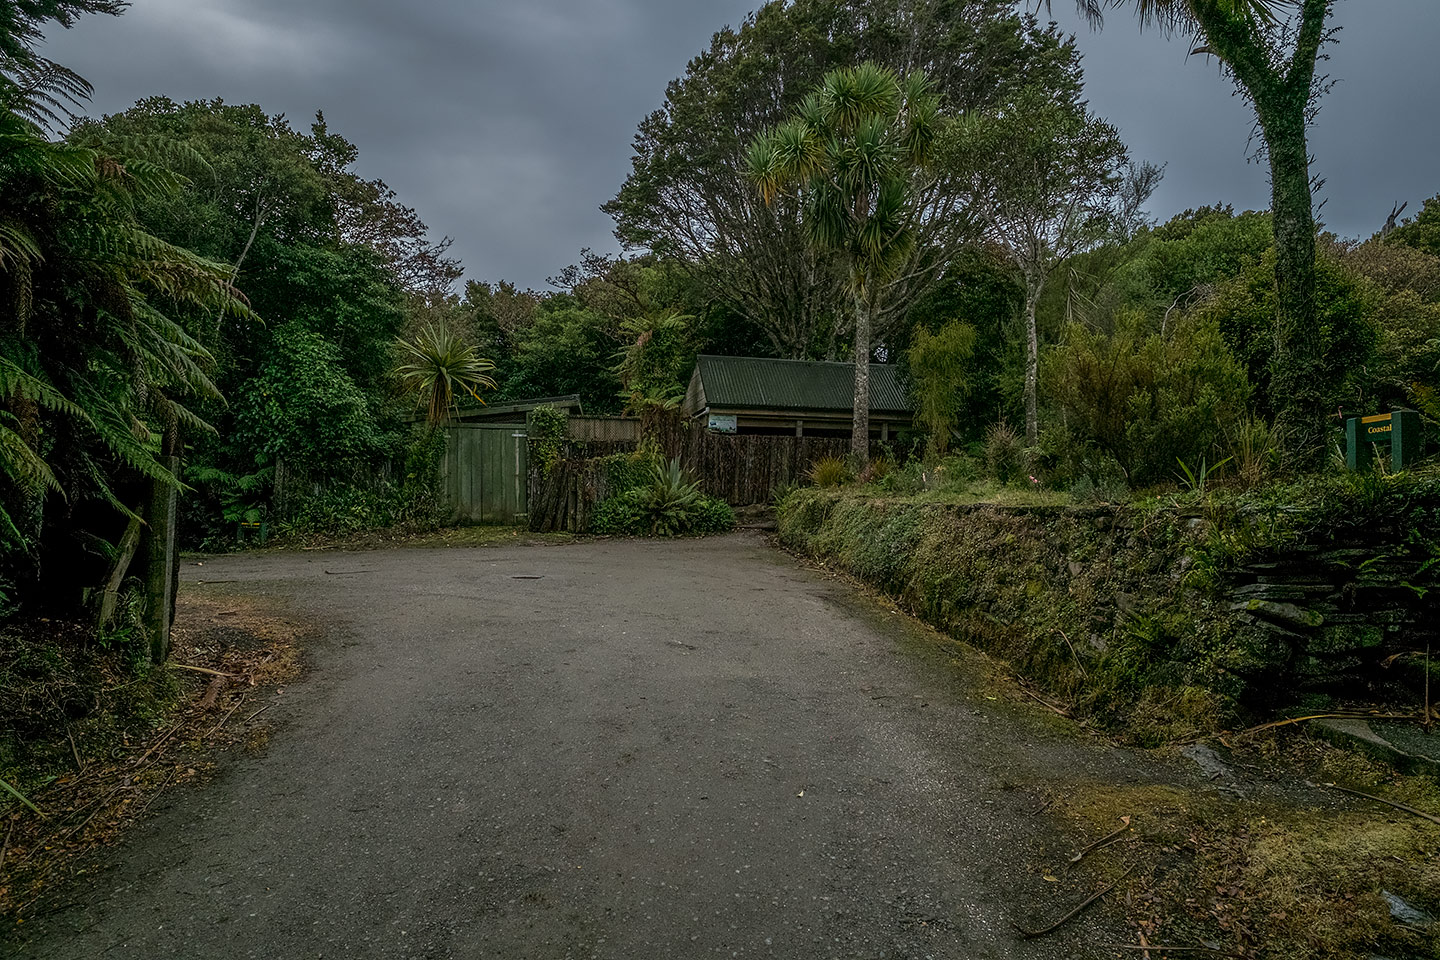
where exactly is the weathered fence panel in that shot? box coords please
[526,425,848,532]
[568,416,641,442]
[443,424,529,523]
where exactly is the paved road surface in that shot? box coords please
[5,535,1161,959]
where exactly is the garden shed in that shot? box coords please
[681,355,914,438]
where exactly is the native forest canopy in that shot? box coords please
[3,0,1439,747]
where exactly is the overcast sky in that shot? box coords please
[37,1,1440,290]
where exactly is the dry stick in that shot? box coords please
[1330,785,1440,827]
[1232,711,1419,739]
[66,726,84,773]
[1426,643,1432,732]
[1069,821,1132,865]
[1108,946,1249,958]
[1012,865,1135,940]
[132,719,187,768]
[1055,628,1088,678]
[0,818,13,872]
[243,703,274,724]
[172,663,241,679]
[1018,684,1072,718]
[201,698,245,741]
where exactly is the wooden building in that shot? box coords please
[681,355,914,438]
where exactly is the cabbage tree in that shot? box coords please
[747,63,938,464]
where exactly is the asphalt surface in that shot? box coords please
[5,534,1167,959]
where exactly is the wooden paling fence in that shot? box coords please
[527,426,848,533]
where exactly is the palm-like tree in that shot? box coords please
[395,322,498,428]
[747,63,939,465]
[1049,0,1334,457]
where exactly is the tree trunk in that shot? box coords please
[1023,276,1043,445]
[1261,107,1324,462]
[851,290,872,467]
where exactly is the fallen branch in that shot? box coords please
[201,698,246,741]
[1013,865,1135,940]
[67,726,84,773]
[1018,684,1072,718]
[1055,629,1088,679]
[172,663,242,679]
[0,818,12,872]
[1069,817,1131,866]
[1231,711,1420,739]
[243,703,274,724]
[1330,785,1440,827]
[1107,945,1249,958]
[132,718,187,767]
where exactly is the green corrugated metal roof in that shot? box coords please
[694,356,912,414]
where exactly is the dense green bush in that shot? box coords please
[592,456,735,537]
[1195,252,1376,418]
[1045,314,1251,486]
[233,323,390,477]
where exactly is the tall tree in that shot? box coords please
[749,63,939,463]
[1052,0,1336,458]
[947,87,1156,442]
[606,0,1081,359]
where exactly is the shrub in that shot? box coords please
[908,321,976,456]
[856,458,894,485]
[983,421,1025,483]
[528,405,570,475]
[591,457,735,537]
[809,455,852,488]
[1045,314,1251,486]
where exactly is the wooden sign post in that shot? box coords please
[1346,408,1423,472]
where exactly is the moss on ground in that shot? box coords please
[1048,737,1440,959]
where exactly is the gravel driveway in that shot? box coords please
[5,533,1161,959]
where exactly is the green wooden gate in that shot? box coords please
[442,425,529,523]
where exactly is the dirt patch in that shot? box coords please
[0,592,312,921]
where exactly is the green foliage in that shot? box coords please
[946,83,1154,441]
[613,310,694,433]
[233,324,386,477]
[394,322,496,427]
[1387,193,1440,260]
[1195,251,1376,420]
[605,0,1082,360]
[502,302,622,413]
[908,321,976,456]
[527,405,569,476]
[809,455,853,488]
[1,55,253,610]
[983,420,1026,484]
[592,456,735,537]
[1045,315,1252,486]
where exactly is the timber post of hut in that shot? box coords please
[681,355,914,441]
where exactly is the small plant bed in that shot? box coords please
[592,453,736,538]
[0,592,311,922]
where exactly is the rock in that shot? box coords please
[1181,743,1233,783]
[1313,720,1440,779]
[1242,600,1324,630]
[1383,890,1435,928]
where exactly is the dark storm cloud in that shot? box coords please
[38,2,1440,289]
